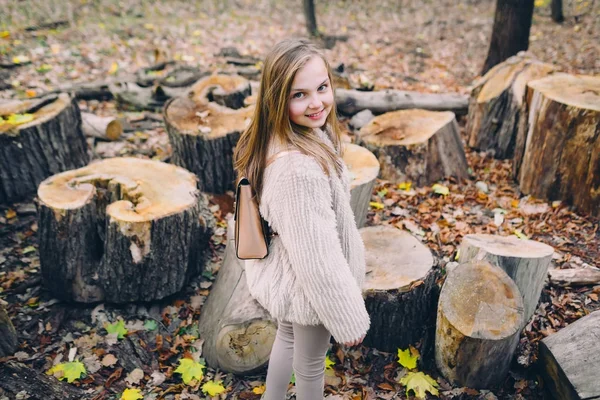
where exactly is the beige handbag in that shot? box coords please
[234,150,302,260]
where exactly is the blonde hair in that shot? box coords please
[233,38,344,203]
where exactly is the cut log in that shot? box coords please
[108,81,187,112]
[435,260,524,388]
[198,215,277,374]
[0,303,18,357]
[356,109,469,185]
[539,310,600,400]
[0,361,84,400]
[458,233,554,324]
[466,52,556,158]
[189,74,251,110]
[549,268,600,286]
[164,97,253,194]
[342,143,380,228]
[0,93,89,204]
[361,226,439,361]
[36,157,214,303]
[335,88,469,116]
[81,112,123,141]
[513,73,600,217]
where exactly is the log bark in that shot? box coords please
[335,88,469,116]
[164,97,254,194]
[198,215,277,374]
[549,268,600,286]
[551,0,564,23]
[303,0,319,37]
[356,109,469,185]
[466,52,555,158]
[361,226,439,363]
[539,310,600,400]
[189,74,251,110]
[481,0,535,75]
[0,93,89,204]
[342,143,380,228]
[513,73,600,217]
[435,260,524,388]
[36,157,214,303]
[81,112,123,141]
[0,303,18,357]
[0,361,85,400]
[458,233,554,324]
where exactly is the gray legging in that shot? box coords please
[263,320,332,400]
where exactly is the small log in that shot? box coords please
[0,93,89,204]
[513,73,600,217]
[549,268,600,286]
[0,303,18,357]
[342,143,380,228]
[81,112,123,141]
[0,361,85,400]
[539,310,600,400]
[164,97,253,194]
[335,88,469,116]
[435,260,524,389]
[356,109,469,185]
[189,74,251,110]
[37,157,214,303]
[361,226,439,360]
[109,81,187,112]
[458,234,554,324]
[466,52,555,158]
[198,215,277,374]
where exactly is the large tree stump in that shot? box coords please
[356,109,468,185]
[361,226,439,361]
[435,260,524,389]
[0,303,18,357]
[164,97,253,194]
[458,234,553,325]
[0,93,89,204]
[342,143,379,228]
[539,310,600,400]
[37,157,214,303]
[513,73,600,217]
[0,361,85,400]
[189,74,251,110]
[198,215,276,374]
[466,52,555,158]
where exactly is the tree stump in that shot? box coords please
[356,109,468,185]
[0,93,89,204]
[435,260,524,389]
[198,215,276,374]
[164,97,253,194]
[513,73,600,217]
[0,303,18,357]
[360,226,439,359]
[189,74,251,110]
[36,157,214,303]
[466,52,555,158]
[539,310,600,400]
[458,234,553,325]
[81,112,122,141]
[342,143,379,228]
[0,361,85,400]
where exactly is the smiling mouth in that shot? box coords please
[306,109,324,118]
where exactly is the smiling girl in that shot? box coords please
[233,38,370,400]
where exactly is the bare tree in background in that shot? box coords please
[481,0,535,75]
[551,0,564,23]
[303,0,319,37]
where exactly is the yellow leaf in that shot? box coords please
[397,182,412,191]
[400,371,439,399]
[514,230,529,240]
[431,184,449,196]
[109,62,119,75]
[5,113,34,125]
[202,380,226,396]
[5,209,16,219]
[121,388,143,400]
[174,358,205,384]
[47,361,87,383]
[252,384,266,394]
[511,199,519,208]
[0,31,10,39]
[370,201,384,210]
[12,55,30,64]
[26,89,37,97]
[397,348,418,370]
[105,319,128,339]
[325,355,335,370]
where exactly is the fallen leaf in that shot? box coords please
[47,361,87,383]
[125,368,144,385]
[174,358,205,384]
[397,348,418,370]
[399,371,439,399]
[201,380,227,396]
[431,184,449,196]
[105,320,128,339]
[121,388,143,400]
[252,384,266,394]
[101,354,118,367]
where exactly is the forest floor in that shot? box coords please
[1,0,599,399]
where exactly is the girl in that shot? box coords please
[233,38,370,400]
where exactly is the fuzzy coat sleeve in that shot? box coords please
[264,155,370,343]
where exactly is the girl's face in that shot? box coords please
[288,56,334,129]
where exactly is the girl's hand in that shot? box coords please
[344,334,365,347]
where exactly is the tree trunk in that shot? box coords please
[198,215,277,375]
[513,73,600,217]
[466,52,555,158]
[303,0,319,37]
[435,260,524,389]
[0,303,18,357]
[36,157,214,303]
[551,0,564,23]
[81,112,123,141]
[458,234,554,325]
[481,0,535,75]
[342,143,380,228]
[356,109,469,186]
[0,361,85,400]
[0,93,89,204]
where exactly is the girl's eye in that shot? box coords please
[293,92,304,99]
[318,84,328,91]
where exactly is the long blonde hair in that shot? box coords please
[233,38,344,203]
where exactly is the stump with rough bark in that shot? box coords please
[513,73,600,217]
[189,74,251,110]
[466,52,555,158]
[435,260,524,388]
[37,157,214,303]
[357,109,469,185]
[198,215,276,374]
[0,93,89,204]
[0,361,84,400]
[361,226,439,360]
[0,303,18,357]
[458,234,553,325]
[342,143,380,228]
